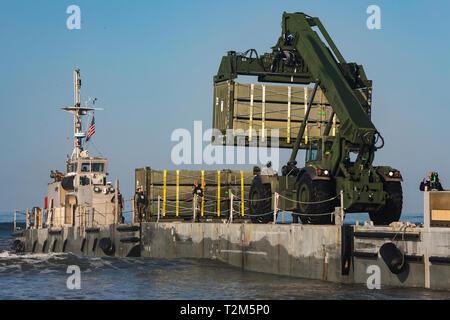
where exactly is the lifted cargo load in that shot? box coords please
[213,80,341,148]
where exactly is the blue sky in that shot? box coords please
[0,0,449,215]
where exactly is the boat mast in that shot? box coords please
[73,68,85,159]
[61,68,103,161]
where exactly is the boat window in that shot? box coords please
[92,163,104,172]
[80,176,90,186]
[81,163,91,172]
[68,163,78,173]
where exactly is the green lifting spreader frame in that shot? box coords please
[214,12,403,225]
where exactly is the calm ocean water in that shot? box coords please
[0,212,449,300]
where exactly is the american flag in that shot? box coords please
[86,115,95,142]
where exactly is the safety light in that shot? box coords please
[388,170,400,177]
[316,169,330,176]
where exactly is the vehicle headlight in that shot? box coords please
[389,171,394,177]
[94,187,101,193]
[109,187,115,193]
[324,170,329,176]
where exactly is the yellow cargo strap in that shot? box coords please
[287,86,291,144]
[217,170,220,217]
[240,170,245,216]
[262,84,265,142]
[201,170,205,217]
[163,170,167,216]
[176,170,180,217]
[332,113,336,136]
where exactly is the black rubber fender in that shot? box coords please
[62,239,68,253]
[11,239,24,253]
[379,242,406,274]
[99,237,115,256]
[117,225,139,232]
[119,237,140,243]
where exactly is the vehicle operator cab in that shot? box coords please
[305,137,334,164]
[304,137,335,178]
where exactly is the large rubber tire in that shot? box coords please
[12,240,24,253]
[248,176,273,223]
[294,174,336,225]
[369,181,403,225]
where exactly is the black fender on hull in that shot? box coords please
[379,242,406,274]
[99,237,115,256]
[11,239,25,253]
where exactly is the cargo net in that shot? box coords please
[213,82,341,148]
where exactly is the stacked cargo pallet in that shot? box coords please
[135,167,254,220]
[213,80,340,148]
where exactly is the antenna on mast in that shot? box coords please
[61,68,103,160]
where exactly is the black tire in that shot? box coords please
[248,176,273,223]
[99,237,115,256]
[12,240,24,253]
[369,181,402,225]
[294,174,336,225]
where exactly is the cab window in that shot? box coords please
[306,147,321,162]
[92,163,104,172]
[324,141,333,157]
[81,163,91,172]
[311,149,320,161]
[311,140,322,161]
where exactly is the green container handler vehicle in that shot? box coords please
[212,12,403,225]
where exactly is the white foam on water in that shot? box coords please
[0,250,67,261]
[88,257,119,269]
[39,268,57,274]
